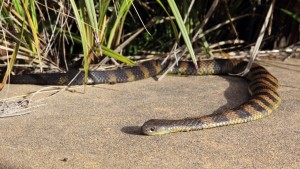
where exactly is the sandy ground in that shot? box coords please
[0,58,299,169]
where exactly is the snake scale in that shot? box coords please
[6,59,281,135]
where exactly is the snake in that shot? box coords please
[5,59,281,135]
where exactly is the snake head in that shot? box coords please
[141,119,178,136]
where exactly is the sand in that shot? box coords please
[0,59,299,169]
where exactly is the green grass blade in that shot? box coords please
[107,0,133,48]
[12,0,24,17]
[22,0,41,70]
[29,0,38,31]
[0,22,25,90]
[280,8,300,23]
[70,0,89,83]
[167,0,197,67]
[85,0,98,30]
[98,0,111,30]
[99,45,136,65]
[156,0,179,39]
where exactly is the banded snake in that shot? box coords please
[5,59,281,135]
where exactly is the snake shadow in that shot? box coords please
[212,75,250,114]
[121,126,143,135]
[121,75,250,135]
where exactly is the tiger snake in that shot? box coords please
[5,59,281,135]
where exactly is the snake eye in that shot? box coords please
[149,127,156,132]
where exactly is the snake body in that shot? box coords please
[6,59,281,135]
